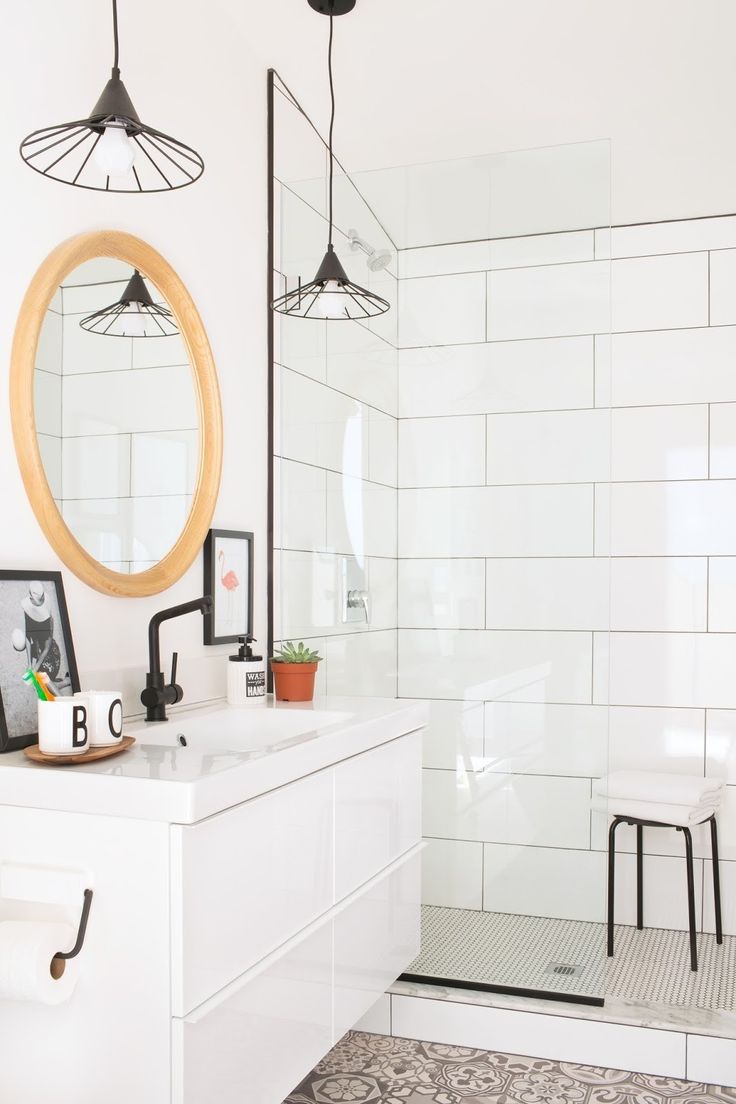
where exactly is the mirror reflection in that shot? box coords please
[34,257,200,574]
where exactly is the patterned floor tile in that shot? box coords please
[285,1032,736,1104]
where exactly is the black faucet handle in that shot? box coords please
[166,651,184,707]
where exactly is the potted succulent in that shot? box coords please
[271,641,322,702]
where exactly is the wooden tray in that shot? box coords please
[24,736,136,766]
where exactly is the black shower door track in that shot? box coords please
[398,972,605,1008]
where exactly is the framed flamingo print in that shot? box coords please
[202,529,254,645]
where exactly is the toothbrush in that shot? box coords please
[36,672,56,701]
[22,668,50,701]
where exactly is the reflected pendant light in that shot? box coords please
[19,0,204,193]
[272,0,390,320]
[79,269,179,338]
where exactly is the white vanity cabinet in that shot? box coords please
[0,698,425,1104]
[171,731,422,1104]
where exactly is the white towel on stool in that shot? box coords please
[594,770,725,809]
[592,796,719,828]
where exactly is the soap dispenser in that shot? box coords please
[227,636,266,706]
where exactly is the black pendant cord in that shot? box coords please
[112,0,121,74]
[327,11,335,248]
[270,0,390,320]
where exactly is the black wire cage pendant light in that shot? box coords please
[272,0,390,320]
[19,0,204,193]
[79,269,179,338]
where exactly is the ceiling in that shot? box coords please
[241,0,736,227]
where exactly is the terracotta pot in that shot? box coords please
[271,661,319,702]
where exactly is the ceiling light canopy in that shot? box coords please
[19,0,204,193]
[79,269,179,338]
[272,0,390,321]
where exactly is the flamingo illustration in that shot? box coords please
[218,549,240,625]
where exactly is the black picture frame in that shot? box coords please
[0,570,80,753]
[203,529,254,645]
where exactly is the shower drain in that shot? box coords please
[545,962,584,978]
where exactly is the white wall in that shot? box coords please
[399,216,736,939]
[1,0,267,715]
[241,0,736,228]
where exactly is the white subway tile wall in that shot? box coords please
[394,216,736,936]
[273,195,736,943]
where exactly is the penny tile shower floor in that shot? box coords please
[407,907,736,1011]
[284,1031,736,1104]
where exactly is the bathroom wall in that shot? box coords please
[272,80,400,696]
[399,214,736,938]
[0,0,268,715]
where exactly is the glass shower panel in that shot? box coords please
[271,75,399,700]
[272,76,612,1001]
[392,140,612,1001]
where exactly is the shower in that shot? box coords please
[348,228,393,271]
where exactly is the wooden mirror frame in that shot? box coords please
[10,230,223,597]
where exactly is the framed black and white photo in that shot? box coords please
[0,570,80,752]
[203,529,254,645]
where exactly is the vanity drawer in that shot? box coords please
[173,920,333,1104]
[170,768,333,1016]
[334,729,422,898]
[334,844,422,1039]
[173,846,422,1104]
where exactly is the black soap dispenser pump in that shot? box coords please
[227,635,266,706]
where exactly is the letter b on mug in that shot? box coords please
[38,699,89,756]
[72,705,88,748]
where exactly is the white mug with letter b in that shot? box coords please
[38,699,89,756]
[74,691,123,747]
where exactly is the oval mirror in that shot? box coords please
[11,231,222,597]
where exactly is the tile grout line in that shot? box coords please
[399,245,735,282]
[397,399,736,420]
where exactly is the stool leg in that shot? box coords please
[710,816,723,946]
[607,817,620,957]
[636,824,644,930]
[682,826,698,971]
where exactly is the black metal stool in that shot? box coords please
[607,813,723,972]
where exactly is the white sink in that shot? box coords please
[126,704,353,752]
[0,696,427,824]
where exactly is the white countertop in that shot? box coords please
[0,696,427,824]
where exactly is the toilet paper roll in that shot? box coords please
[0,921,78,1005]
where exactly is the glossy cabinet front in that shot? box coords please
[171,769,334,1016]
[171,730,423,1104]
[334,846,421,1039]
[334,731,422,899]
[174,921,333,1104]
[173,848,422,1104]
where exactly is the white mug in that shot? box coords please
[38,699,89,756]
[74,691,123,747]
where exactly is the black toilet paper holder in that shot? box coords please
[56,888,93,961]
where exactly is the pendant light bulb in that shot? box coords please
[93,118,136,178]
[121,303,147,337]
[315,280,348,319]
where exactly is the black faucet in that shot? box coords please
[140,596,213,722]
